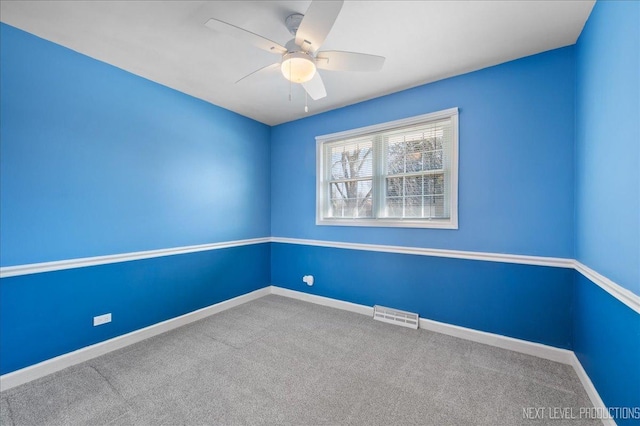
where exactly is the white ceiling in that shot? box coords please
[0,1,594,126]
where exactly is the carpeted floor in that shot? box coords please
[0,295,599,425]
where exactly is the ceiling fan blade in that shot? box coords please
[316,51,385,72]
[205,18,287,55]
[235,63,281,84]
[302,72,327,100]
[295,0,344,53]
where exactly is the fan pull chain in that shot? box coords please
[305,91,308,113]
[289,65,292,101]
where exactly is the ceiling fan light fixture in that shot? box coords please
[281,51,316,83]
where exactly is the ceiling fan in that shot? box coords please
[204,0,385,108]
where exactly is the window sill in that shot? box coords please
[316,217,458,229]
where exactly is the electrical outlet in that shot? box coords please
[93,313,112,326]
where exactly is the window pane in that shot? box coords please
[404,176,423,196]
[329,180,372,218]
[386,177,402,197]
[383,173,447,219]
[405,196,422,217]
[405,153,422,172]
[424,149,443,170]
[380,120,450,220]
[425,195,445,217]
[329,140,373,180]
[386,141,405,174]
[385,125,448,175]
[435,136,443,150]
[386,196,403,217]
[425,174,444,195]
[405,138,424,153]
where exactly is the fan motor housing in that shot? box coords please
[285,13,304,36]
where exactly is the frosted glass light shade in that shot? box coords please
[281,52,316,83]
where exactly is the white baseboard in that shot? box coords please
[418,317,574,364]
[270,286,374,316]
[570,354,617,426]
[0,286,271,392]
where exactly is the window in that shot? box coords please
[316,108,458,228]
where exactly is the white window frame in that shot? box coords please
[316,108,458,229]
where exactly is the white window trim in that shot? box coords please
[316,108,459,229]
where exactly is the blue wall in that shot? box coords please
[270,47,577,348]
[573,1,640,423]
[1,4,639,422]
[573,273,640,426]
[272,243,573,349]
[271,47,576,258]
[0,23,271,267]
[575,0,639,296]
[0,24,272,375]
[0,244,270,374]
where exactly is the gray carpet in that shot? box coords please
[0,295,599,425]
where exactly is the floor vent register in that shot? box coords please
[373,305,419,329]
